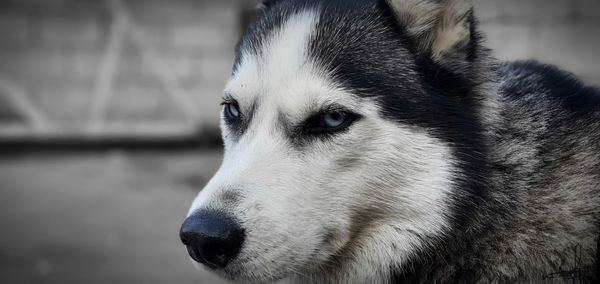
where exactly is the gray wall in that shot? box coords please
[477,0,600,85]
[0,0,245,135]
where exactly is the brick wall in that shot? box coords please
[0,0,247,135]
[0,0,598,137]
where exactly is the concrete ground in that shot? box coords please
[0,150,229,284]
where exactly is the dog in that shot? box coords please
[179,0,600,282]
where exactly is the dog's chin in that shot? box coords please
[190,262,244,282]
[194,258,297,283]
[224,270,288,283]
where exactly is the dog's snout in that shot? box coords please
[180,211,245,269]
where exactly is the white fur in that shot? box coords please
[187,9,458,283]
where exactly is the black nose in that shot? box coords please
[179,210,245,269]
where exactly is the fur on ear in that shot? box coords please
[387,0,473,62]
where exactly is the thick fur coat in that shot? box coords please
[181,0,600,282]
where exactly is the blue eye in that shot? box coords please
[300,108,360,137]
[224,103,240,120]
[322,112,347,128]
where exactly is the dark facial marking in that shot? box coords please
[287,104,362,148]
[222,95,257,140]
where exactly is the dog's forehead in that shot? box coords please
[227,0,419,118]
[225,9,341,116]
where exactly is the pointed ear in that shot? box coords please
[387,0,473,63]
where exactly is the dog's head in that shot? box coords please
[181,0,491,282]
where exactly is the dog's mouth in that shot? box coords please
[209,256,294,283]
[221,230,346,282]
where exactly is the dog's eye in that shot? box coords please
[322,112,347,128]
[304,110,358,135]
[223,102,241,120]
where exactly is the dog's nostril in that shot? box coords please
[179,210,245,269]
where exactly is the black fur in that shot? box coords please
[498,61,600,113]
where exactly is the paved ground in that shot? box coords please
[0,150,229,284]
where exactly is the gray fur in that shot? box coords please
[394,62,600,282]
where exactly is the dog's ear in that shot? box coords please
[387,0,473,63]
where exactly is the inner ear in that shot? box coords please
[386,0,473,62]
[431,0,472,60]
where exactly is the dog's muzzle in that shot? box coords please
[180,210,245,269]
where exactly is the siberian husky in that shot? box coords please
[180,0,600,282]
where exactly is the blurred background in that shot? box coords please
[0,0,598,283]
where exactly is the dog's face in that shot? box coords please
[181,0,480,282]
